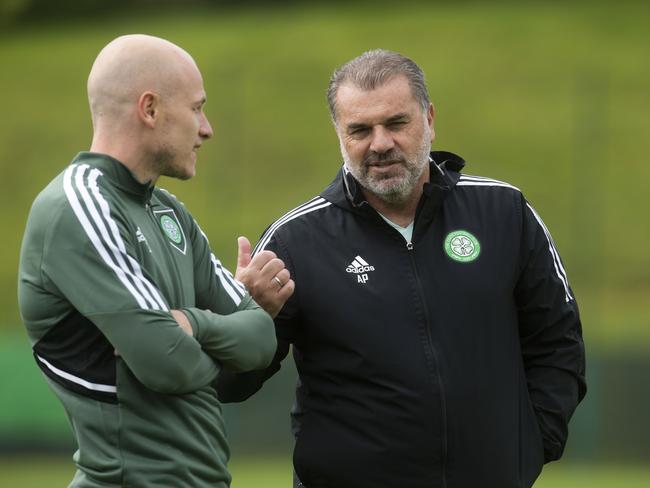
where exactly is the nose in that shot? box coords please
[200,112,213,140]
[369,126,395,154]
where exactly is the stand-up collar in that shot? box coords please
[71,152,155,204]
[321,150,466,211]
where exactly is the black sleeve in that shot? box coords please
[216,232,300,402]
[215,339,289,402]
[515,196,587,463]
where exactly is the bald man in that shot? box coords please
[18,35,292,487]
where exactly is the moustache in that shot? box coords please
[363,149,407,166]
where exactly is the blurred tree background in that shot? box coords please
[0,0,648,485]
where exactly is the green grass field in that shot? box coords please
[1,456,649,487]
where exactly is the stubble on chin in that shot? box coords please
[151,147,192,181]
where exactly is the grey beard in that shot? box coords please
[344,138,430,205]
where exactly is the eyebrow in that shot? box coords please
[346,122,370,132]
[385,113,410,124]
[345,112,410,132]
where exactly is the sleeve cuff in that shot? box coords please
[182,307,202,340]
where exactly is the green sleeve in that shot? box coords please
[42,205,220,394]
[183,297,277,372]
[179,208,276,371]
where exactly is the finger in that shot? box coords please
[275,268,291,287]
[278,279,295,299]
[259,258,286,280]
[236,236,252,271]
[246,250,277,272]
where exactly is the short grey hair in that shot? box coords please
[327,49,430,123]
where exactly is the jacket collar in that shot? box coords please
[320,150,465,213]
[71,152,155,204]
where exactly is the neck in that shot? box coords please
[364,191,419,227]
[90,132,158,185]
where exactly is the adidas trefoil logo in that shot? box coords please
[346,255,375,284]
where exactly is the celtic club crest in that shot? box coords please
[154,209,187,255]
[444,230,481,263]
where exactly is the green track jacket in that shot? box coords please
[18,152,276,487]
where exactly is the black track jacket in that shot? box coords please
[217,151,586,488]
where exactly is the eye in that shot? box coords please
[388,120,407,129]
[349,127,370,137]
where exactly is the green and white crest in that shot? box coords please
[444,230,481,263]
[160,215,181,243]
[154,209,187,254]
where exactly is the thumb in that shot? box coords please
[236,236,252,273]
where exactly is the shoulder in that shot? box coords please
[24,164,113,250]
[254,196,334,253]
[456,174,522,194]
[154,187,184,208]
[29,166,86,229]
[448,174,530,229]
[154,187,193,221]
[454,174,525,206]
[52,162,125,218]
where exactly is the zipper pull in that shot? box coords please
[407,241,414,251]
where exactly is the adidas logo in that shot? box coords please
[136,227,152,253]
[346,256,375,273]
[136,227,147,243]
[346,255,375,284]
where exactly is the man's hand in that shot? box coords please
[171,309,193,337]
[235,236,294,318]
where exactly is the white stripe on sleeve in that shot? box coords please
[526,203,573,302]
[195,220,245,306]
[254,197,332,254]
[63,165,152,309]
[87,169,168,310]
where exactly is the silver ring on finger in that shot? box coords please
[273,276,284,288]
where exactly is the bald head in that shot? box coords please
[86,35,213,183]
[87,34,199,125]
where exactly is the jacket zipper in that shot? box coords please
[406,240,448,488]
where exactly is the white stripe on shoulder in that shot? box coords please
[63,165,165,310]
[36,354,116,393]
[195,220,245,306]
[254,197,332,255]
[458,175,521,192]
[87,169,167,310]
[526,203,573,302]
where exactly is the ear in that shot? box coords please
[427,103,435,142]
[138,91,159,128]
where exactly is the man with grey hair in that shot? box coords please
[219,49,586,488]
[19,34,292,487]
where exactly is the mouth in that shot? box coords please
[369,160,400,166]
[367,160,403,171]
